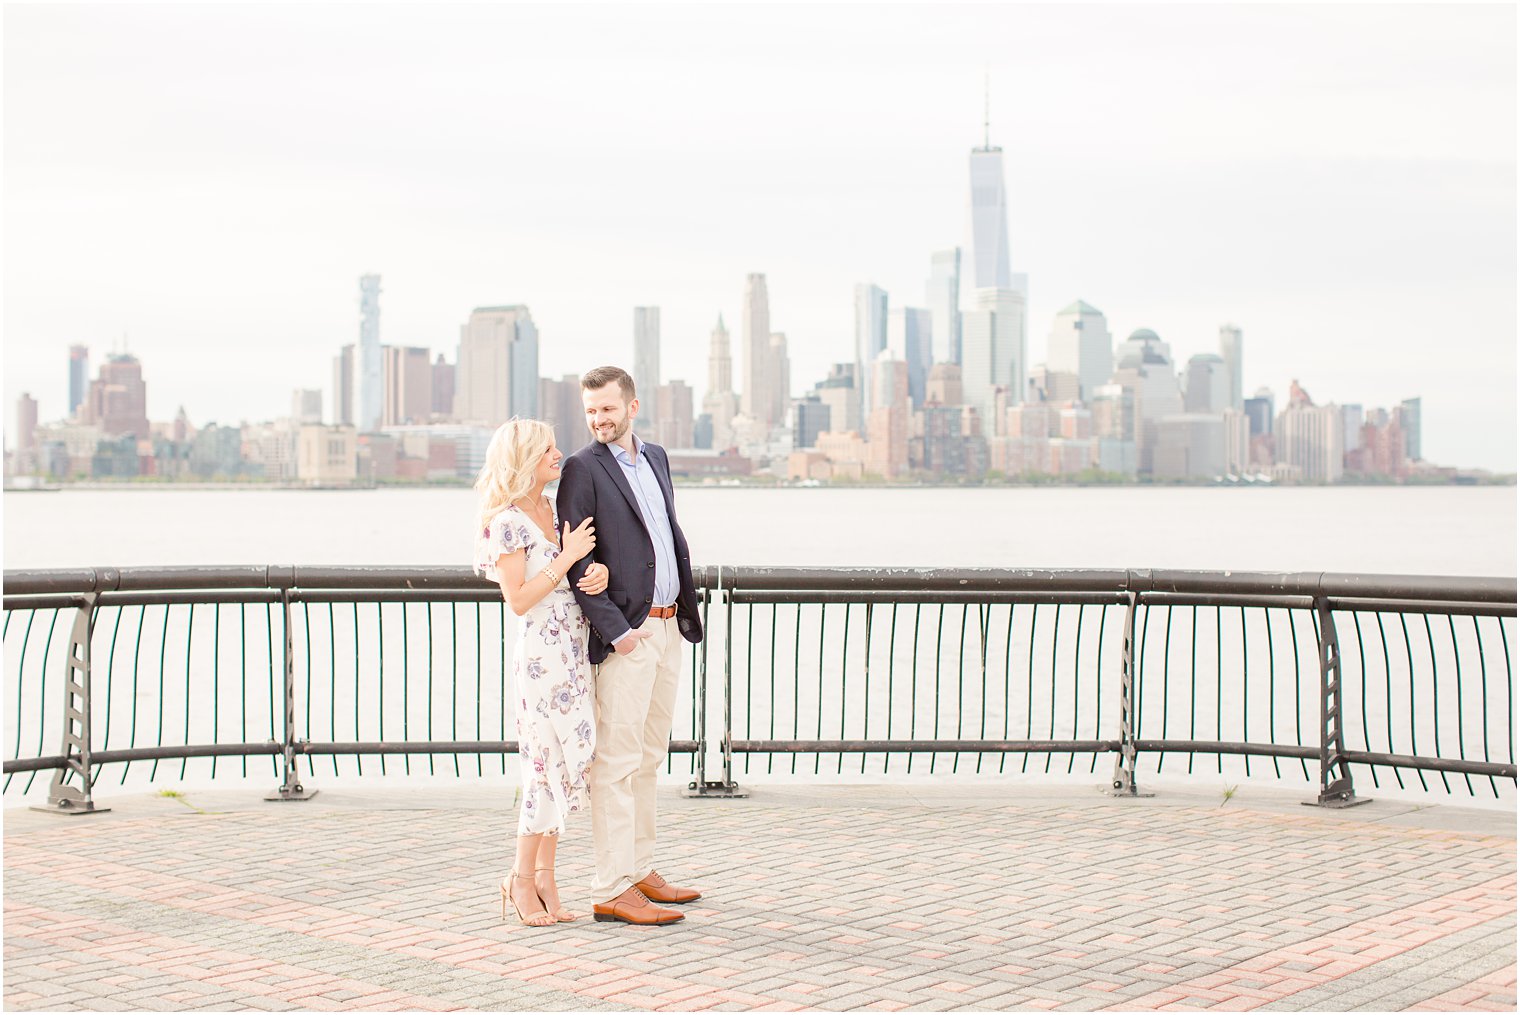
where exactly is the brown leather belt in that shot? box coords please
[648,604,678,620]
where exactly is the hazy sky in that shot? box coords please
[4,3,1515,470]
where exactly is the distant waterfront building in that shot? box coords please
[653,380,694,449]
[1243,388,1274,437]
[967,121,1012,292]
[1277,386,1344,483]
[68,345,89,418]
[292,389,323,425]
[1153,413,1227,480]
[82,354,150,439]
[1028,365,1080,404]
[454,305,538,426]
[702,315,739,451]
[812,363,859,438]
[431,354,454,420]
[1219,325,1244,410]
[538,374,587,453]
[1340,404,1364,457]
[332,344,355,426]
[1109,329,1183,475]
[357,274,383,432]
[854,283,888,421]
[866,353,910,480]
[926,249,961,365]
[768,332,791,425]
[1397,397,1422,460]
[792,394,831,451]
[741,274,772,424]
[887,308,932,408]
[633,307,661,434]
[1224,409,1250,476]
[925,363,963,407]
[189,424,243,479]
[382,346,433,426]
[961,286,1027,428]
[1046,301,1112,401]
[1183,353,1230,414]
[14,393,38,474]
[296,425,358,486]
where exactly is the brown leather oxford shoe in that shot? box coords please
[634,870,702,904]
[592,886,684,925]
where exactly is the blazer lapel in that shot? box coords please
[649,446,677,520]
[591,441,642,517]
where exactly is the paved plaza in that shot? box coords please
[3,780,1514,1011]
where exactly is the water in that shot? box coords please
[4,485,1515,575]
[4,486,1514,809]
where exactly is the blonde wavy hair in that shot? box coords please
[474,418,555,535]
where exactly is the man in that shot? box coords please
[557,365,705,926]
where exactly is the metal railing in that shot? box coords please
[4,565,1514,812]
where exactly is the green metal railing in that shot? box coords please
[3,565,1514,812]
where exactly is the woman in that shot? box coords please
[475,418,606,927]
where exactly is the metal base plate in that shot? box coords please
[1305,794,1372,809]
[264,785,319,802]
[31,802,111,816]
[684,781,748,799]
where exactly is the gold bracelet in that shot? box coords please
[540,565,560,584]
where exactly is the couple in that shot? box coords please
[474,366,703,928]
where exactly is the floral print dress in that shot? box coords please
[476,501,594,836]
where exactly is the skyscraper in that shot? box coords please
[454,305,538,426]
[1183,353,1230,414]
[15,393,38,473]
[82,354,150,438]
[68,345,89,419]
[741,274,771,424]
[332,345,354,426]
[633,307,661,432]
[1047,301,1112,401]
[768,332,791,425]
[703,315,739,451]
[358,275,382,432]
[968,134,1012,291]
[887,308,933,408]
[1398,397,1422,460]
[926,249,961,365]
[962,102,1028,422]
[854,283,888,421]
[653,380,694,449]
[382,346,433,426]
[1219,325,1244,410]
[961,287,1027,427]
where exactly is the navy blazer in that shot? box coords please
[556,439,703,665]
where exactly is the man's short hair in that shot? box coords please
[581,365,636,402]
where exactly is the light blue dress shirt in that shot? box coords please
[610,435,680,608]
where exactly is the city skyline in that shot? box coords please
[4,4,1514,470]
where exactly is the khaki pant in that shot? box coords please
[589,614,682,903]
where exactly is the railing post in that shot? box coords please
[34,593,110,815]
[686,565,745,798]
[1110,591,1148,797]
[1308,596,1368,808]
[267,589,315,801]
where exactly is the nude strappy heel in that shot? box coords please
[501,872,556,927]
[534,866,580,922]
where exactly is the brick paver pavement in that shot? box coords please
[3,782,1513,1011]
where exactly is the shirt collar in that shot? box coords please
[610,433,644,465]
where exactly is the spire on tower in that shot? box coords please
[983,69,990,149]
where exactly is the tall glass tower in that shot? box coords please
[967,145,1011,291]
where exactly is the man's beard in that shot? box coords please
[593,415,631,444]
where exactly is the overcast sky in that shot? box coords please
[4,3,1515,470]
